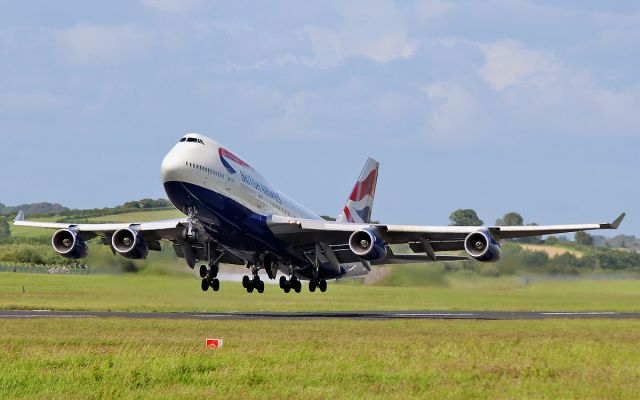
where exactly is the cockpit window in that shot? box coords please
[182,137,205,145]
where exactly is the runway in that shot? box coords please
[1,310,639,320]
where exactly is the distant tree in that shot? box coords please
[449,209,483,226]
[545,236,560,245]
[575,231,594,246]
[495,212,524,226]
[0,218,10,242]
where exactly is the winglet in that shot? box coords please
[14,210,25,222]
[601,212,626,229]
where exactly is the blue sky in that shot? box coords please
[0,0,638,234]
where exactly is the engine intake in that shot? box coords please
[112,228,149,260]
[464,230,501,262]
[349,229,387,262]
[52,229,88,259]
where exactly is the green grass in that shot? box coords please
[1,318,639,399]
[2,272,640,312]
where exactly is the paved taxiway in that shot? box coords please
[1,310,639,320]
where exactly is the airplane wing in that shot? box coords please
[12,212,246,267]
[268,212,626,258]
[13,211,188,241]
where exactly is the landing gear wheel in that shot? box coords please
[209,263,219,278]
[257,280,265,294]
[309,280,317,292]
[199,265,208,278]
[319,279,327,293]
[246,284,254,293]
[283,281,291,293]
[242,275,250,289]
[211,278,220,292]
[279,276,287,289]
[294,280,302,293]
[201,279,209,292]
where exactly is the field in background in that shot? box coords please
[520,243,584,258]
[1,318,639,399]
[2,272,640,312]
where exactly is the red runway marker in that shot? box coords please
[206,338,223,348]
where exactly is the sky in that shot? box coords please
[0,0,638,235]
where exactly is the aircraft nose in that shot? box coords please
[160,147,185,183]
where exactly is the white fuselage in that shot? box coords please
[160,133,320,221]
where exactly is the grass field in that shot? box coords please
[1,318,639,399]
[520,244,584,258]
[2,272,640,312]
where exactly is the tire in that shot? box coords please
[279,276,287,289]
[211,264,219,278]
[309,280,317,292]
[257,280,265,293]
[242,275,250,288]
[247,284,254,293]
[211,278,220,292]
[319,279,327,293]
[283,281,291,293]
[201,279,209,292]
[199,265,208,278]
[294,280,302,293]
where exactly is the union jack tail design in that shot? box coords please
[337,158,379,224]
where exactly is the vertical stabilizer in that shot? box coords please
[337,158,379,223]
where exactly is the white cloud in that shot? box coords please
[58,24,151,66]
[412,0,456,22]
[477,40,560,91]
[141,0,201,13]
[424,81,490,142]
[302,0,417,67]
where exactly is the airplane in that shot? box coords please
[14,133,626,294]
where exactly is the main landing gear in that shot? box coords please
[242,274,265,293]
[279,275,303,293]
[308,278,328,293]
[200,263,220,292]
[242,263,264,293]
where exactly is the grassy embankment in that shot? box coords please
[1,318,639,399]
[1,272,640,312]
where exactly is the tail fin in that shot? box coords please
[337,158,379,223]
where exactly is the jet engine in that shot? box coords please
[111,228,149,259]
[52,229,88,259]
[349,228,388,262]
[464,230,501,262]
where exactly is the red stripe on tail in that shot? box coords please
[349,169,378,202]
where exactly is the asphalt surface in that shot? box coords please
[1,310,640,320]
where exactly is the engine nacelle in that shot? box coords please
[464,230,501,262]
[52,229,88,259]
[111,228,149,260]
[349,229,388,262]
